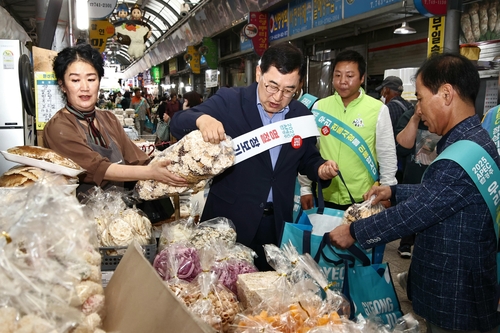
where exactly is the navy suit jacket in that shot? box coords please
[171,83,328,246]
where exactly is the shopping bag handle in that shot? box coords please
[315,170,355,215]
[312,233,371,267]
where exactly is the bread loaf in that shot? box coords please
[7,146,81,170]
[0,166,78,187]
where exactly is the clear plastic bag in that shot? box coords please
[185,247,241,332]
[342,195,386,225]
[135,130,235,198]
[189,217,237,250]
[81,187,153,248]
[0,182,105,332]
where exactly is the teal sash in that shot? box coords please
[312,109,379,181]
[298,93,319,110]
[297,93,379,182]
[431,140,500,285]
[482,106,500,153]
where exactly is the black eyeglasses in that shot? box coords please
[262,75,296,98]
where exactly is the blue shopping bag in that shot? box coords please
[282,178,385,290]
[343,261,403,327]
[281,219,383,291]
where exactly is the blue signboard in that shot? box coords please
[289,0,313,36]
[269,5,289,41]
[344,0,401,19]
[313,0,342,28]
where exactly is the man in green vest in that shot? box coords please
[300,50,397,210]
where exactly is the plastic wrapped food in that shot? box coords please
[135,130,234,198]
[342,196,385,225]
[186,247,241,332]
[189,217,237,250]
[0,182,105,332]
[211,240,258,294]
[153,243,201,282]
[158,201,199,252]
[81,187,152,247]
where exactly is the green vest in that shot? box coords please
[317,90,382,205]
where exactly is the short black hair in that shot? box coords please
[333,49,366,79]
[53,44,104,83]
[183,91,203,108]
[260,42,306,80]
[416,52,479,105]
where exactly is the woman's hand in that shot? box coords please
[163,113,170,122]
[196,114,226,144]
[151,160,189,187]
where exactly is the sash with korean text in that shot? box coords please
[431,140,500,288]
[298,93,319,110]
[482,105,500,154]
[232,115,320,165]
[312,109,379,182]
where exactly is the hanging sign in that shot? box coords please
[427,16,445,56]
[168,58,178,75]
[201,37,218,69]
[187,45,201,74]
[205,69,219,88]
[248,12,269,57]
[88,0,117,19]
[89,20,115,54]
[151,66,161,84]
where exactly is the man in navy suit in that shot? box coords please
[171,43,339,270]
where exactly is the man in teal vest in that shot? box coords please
[300,50,397,210]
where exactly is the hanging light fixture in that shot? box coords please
[394,0,416,35]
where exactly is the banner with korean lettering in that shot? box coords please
[248,12,269,57]
[168,58,178,75]
[313,0,341,28]
[290,0,313,36]
[187,45,201,74]
[344,0,400,19]
[232,115,320,165]
[269,5,289,42]
[427,16,445,55]
[89,20,115,54]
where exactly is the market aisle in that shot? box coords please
[384,240,426,333]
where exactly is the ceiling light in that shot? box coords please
[394,21,416,34]
[394,0,416,35]
[76,0,89,30]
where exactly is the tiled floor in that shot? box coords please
[384,240,426,333]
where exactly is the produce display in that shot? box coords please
[0,143,422,333]
[461,0,500,43]
[0,183,106,332]
[135,130,234,198]
[81,187,153,248]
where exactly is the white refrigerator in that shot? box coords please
[0,39,36,174]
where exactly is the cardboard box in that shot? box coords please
[103,241,215,333]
